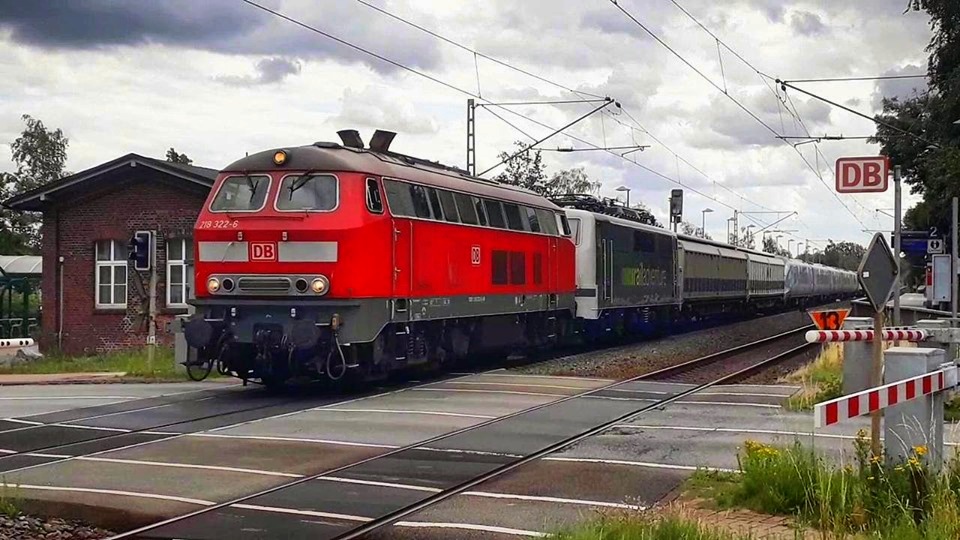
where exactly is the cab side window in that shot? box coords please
[366,178,384,214]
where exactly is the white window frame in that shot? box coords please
[166,238,192,308]
[95,240,128,309]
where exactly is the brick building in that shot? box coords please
[5,154,217,354]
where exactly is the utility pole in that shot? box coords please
[952,197,958,326]
[893,166,902,327]
[466,99,476,176]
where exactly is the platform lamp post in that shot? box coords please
[701,208,713,238]
[615,186,631,207]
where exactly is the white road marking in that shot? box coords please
[232,503,370,522]
[437,381,595,391]
[76,457,304,478]
[393,521,547,537]
[606,387,789,399]
[10,484,215,506]
[410,388,560,397]
[0,448,14,454]
[24,453,73,459]
[462,491,644,510]
[319,476,441,492]
[50,423,132,432]
[319,408,495,419]
[233,504,548,537]
[190,432,400,449]
[476,372,613,382]
[319,477,644,510]
[614,424,960,446]
[3,418,43,425]
[0,396,138,400]
[584,395,781,409]
[544,456,737,473]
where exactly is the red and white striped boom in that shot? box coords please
[805,328,928,343]
[815,365,958,428]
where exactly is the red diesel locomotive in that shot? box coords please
[183,130,576,385]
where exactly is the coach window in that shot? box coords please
[455,193,479,225]
[503,203,525,231]
[426,188,444,220]
[210,175,270,212]
[365,178,383,214]
[409,184,432,219]
[383,179,414,216]
[167,238,193,308]
[524,207,541,233]
[277,174,338,211]
[95,240,128,309]
[472,197,488,226]
[536,209,558,235]
[567,218,581,245]
[484,199,506,229]
[438,190,460,223]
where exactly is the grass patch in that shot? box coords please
[692,435,960,539]
[552,510,751,540]
[0,347,184,380]
[0,482,21,518]
[782,343,843,411]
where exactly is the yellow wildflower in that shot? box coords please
[914,445,928,457]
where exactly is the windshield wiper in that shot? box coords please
[243,172,259,205]
[288,170,318,198]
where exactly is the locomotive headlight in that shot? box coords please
[273,149,287,165]
[207,277,221,293]
[311,276,329,295]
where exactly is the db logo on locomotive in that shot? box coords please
[250,242,277,261]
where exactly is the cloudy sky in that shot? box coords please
[0,0,932,250]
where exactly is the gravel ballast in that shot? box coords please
[512,309,818,380]
[0,515,112,540]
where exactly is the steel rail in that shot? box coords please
[110,323,819,539]
[333,327,818,539]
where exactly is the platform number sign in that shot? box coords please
[250,242,277,262]
[470,245,481,266]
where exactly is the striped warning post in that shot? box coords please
[805,328,928,343]
[0,338,33,349]
[815,366,957,428]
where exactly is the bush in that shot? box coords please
[716,432,960,538]
[552,510,749,540]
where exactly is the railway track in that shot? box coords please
[0,372,481,477]
[639,324,816,384]
[110,324,822,540]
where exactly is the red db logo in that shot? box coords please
[250,242,277,261]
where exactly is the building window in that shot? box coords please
[95,240,128,308]
[167,238,193,307]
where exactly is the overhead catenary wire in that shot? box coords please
[783,74,928,83]
[345,0,792,224]
[478,100,616,176]
[625,0,871,231]
[350,0,606,100]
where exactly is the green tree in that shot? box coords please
[493,141,547,194]
[762,235,790,257]
[821,241,866,271]
[546,167,600,198]
[872,1,960,233]
[0,115,69,253]
[165,148,193,165]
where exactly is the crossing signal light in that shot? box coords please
[128,230,153,271]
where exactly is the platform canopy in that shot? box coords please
[0,255,41,278]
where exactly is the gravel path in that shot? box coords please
[511,309,818,380]
[0,515,112,540]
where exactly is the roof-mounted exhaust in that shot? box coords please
[369,130,396,153]
[337,129,364,149]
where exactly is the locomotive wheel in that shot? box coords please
[186,357,214,382]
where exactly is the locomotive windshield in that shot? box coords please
[210,175,270,212]
[277,174,338,211]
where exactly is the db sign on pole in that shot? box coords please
[836,156,890,193]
